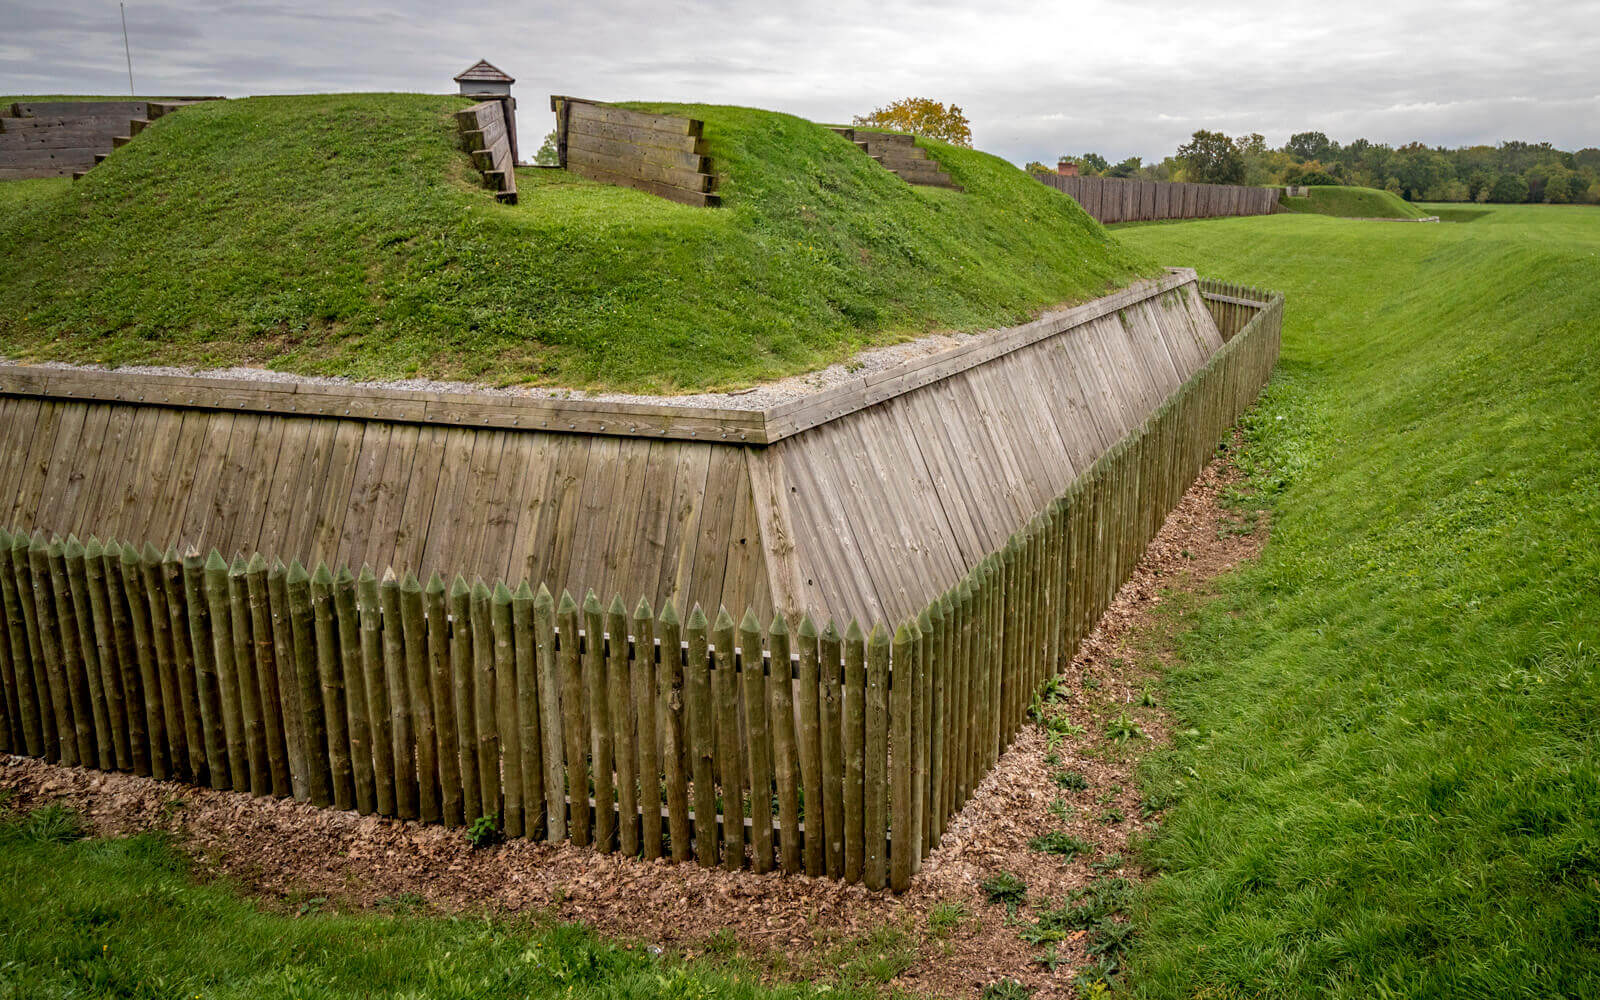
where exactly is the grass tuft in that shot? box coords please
[0,802,86,846]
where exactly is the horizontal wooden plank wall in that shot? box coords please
[456,100,517,204]
[0,400,771,623]
[1038,174,1279,224]
[0,101,148,180]
[553,96,719,208]
[0,287,1282,889]
[0,98,224,181]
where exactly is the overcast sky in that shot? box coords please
[3,0,1597,165]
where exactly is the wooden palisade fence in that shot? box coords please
[1038,173,1279,224]
[0,282,1281,891]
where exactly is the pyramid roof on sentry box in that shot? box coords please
[453,59,514,84]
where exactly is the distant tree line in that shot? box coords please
[1028,130,1600,204]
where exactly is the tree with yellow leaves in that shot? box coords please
[853,98,972,147]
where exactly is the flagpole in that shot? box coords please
[120,3,135,96]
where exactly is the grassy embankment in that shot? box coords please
[1276,184,1430,219]
[1118,204,1600,997]
[1417,203,1493,223]
[0,93,1149,392]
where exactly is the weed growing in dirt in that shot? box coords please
[376,892,427,914]
[1074,958,1120,995]
[1104,711,1144,743]
[465,813,504,849]
[1033,941,1064,971]
[1019,878,1133,945]
[982,977,1033,999]
[1054,770,1089,791]
[929,901,968,936]
[1028,831,1093,859]
[1044,715,1087,742]
[980,871,1029,908]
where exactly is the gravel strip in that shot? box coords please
[0,324,990,412]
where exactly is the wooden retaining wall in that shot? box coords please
[0,101,149,180]
[1038,174,1279,224]
[0,99,221,180]
[456,100,517,204]
[0,380,774,623]
[553,96,718,207]
[0,285,1282,887]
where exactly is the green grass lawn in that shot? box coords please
[1276,185,1430,219]
[0,176,66,213]
[1118,204,1600,997]
[0,93,1148,392]
[1416,203,1494,223]
[0,802,875,1000]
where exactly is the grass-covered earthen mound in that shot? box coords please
[1277,184,1430,219]
[0,93,1152,392]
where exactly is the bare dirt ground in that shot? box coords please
[0,446,1267,1000]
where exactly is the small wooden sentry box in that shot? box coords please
[454,59,517,163]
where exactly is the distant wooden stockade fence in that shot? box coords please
[1038,174,1280,224]
[0,278,1281,890]
[552,96,719,207]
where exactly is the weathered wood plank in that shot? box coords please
[559,98,702,137]
[739,609,774,873]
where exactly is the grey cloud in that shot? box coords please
[1,0,1597,164]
